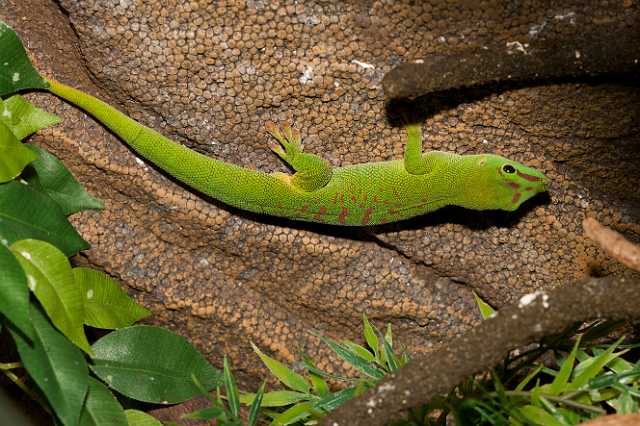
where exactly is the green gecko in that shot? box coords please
[46,79,548,226]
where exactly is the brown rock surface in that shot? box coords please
[2,0,639,395]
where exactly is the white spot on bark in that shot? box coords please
[351,59,375,70]
[366,398,377,407]
[575,50,581,59]
[554,12,576,24]
[529,21,547,38]
[518,291,548,308]
[506,41,529,55]
[378,383,396,393]
[299,65,314,84]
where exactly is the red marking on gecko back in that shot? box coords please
[351,194,357,202]
[517,171,542,182]
[276,202,284,209]
[300,204,309,212]
[373,195,380,203]
[338,208,349,224]
[313,206,328,221]
[331,193,339,204]
[361,207,374,225]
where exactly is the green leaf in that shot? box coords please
[550,337,580,395]
[125,410,163,426]
[363,314,380,360]
[251,342,311,393]
[181,406,225,421]
[241,390,311,407]
[72,267,150,329]
[11,303,88,426]
[0,95,59,139]
[0,121,37,182]
[309,372,330,397]
[0,21,48,96]
[518,405,565,426]
[380,330,399,371]
[515,365,543,392]
[269,401,315,426]
[315,334,385,379]
[248,382,266,426]
[342,340,375,362]
[90,325,221,404]
[473,291,496,319]
[571,338,623,390]
[79,377,128,426]
[0,180,89,256]
[315,386,358,412]
[224,356,240,418]
[0,242,33,339]
[11,239,91,354]
[23,145,103,215]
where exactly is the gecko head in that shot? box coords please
[465,155,549,212]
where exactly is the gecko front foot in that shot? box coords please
[265,122,333,192]
[266,122,302,165]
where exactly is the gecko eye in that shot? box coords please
[502,164,516,174]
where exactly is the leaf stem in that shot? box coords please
[1,369,51,415]
[0,361,22,370]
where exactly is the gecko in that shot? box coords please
[45,79,548,226]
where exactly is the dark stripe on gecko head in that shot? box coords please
[506,182,521,189]
[516,171,542,182]
[511,192,521,204]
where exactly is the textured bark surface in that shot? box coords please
[2,0,639,410]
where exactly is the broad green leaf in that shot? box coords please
[79,377,128,426]
[23,145,103,215]
[181,406,225,421]
[269,401,315,426]
[342,340,375,362]
[550,337,580,395]
[316,334,385,379]
[11,239,91,354]
[385,323,393,348]
[224,356,240,418]
[0,180,89,256]
[251,342,310,393]
[0,121,37,182]
[0,20,48,96]
[473,291,496,319]
[363,314,380,360]
[11,303,88,426]
[519,405,565,426]
[241,390,311,407]
[248,382,266,426]
[73,267,150,329]
[125,410,163,426]
[91,325,221,404]
[0,95,59,139]
[0,242,33,339]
